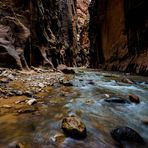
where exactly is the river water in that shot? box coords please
[0,69,148,147]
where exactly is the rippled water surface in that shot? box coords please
[0,69,148,147]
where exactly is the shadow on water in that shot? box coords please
[0,70,148,147]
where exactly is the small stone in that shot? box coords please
[62,116,87,139]
[27,99,37,105]
[129,94,140,104]
[38,83,44,88]
[104,94,110,98]
[51,133,65,142]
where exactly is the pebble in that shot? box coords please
[27,98,37,105]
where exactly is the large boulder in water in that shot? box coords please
[61,116,87,139]
[111,126,144,144]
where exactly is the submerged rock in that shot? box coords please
[104,97,130,104]
[129,94,140,104]
[111,126,144,144]
[61,116,87,139]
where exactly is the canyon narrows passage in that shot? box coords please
[0,0,148,148]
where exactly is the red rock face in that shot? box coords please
[76,0,90,67]
[89,0,148,75]
[77,0,89,31]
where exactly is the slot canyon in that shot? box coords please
[0,0,148,147]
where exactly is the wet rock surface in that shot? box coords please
[111,126,146,147]
[104,97,130,104]
[129,94,140,104]
[62,116,87,139]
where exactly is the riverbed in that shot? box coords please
[0,68,148,147]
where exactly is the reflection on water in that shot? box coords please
[0,70,148,147]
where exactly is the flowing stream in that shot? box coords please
[0,69,148,147]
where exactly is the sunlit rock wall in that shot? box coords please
[76,0,90,67]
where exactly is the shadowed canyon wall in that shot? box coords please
[0,0,78,69]
[89,0,148,75]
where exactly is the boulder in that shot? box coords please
[129,94,140,104]
[104,97,130,104]
[111,126,144,144]
[61,116,87,139]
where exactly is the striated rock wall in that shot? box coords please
[0,0,78,69]
[89,0,148,75]
[77,0,89,31]
[76,0,90,67]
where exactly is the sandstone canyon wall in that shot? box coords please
[0,0,78,69]
[89,0,148,75]
[76,0,90,67]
